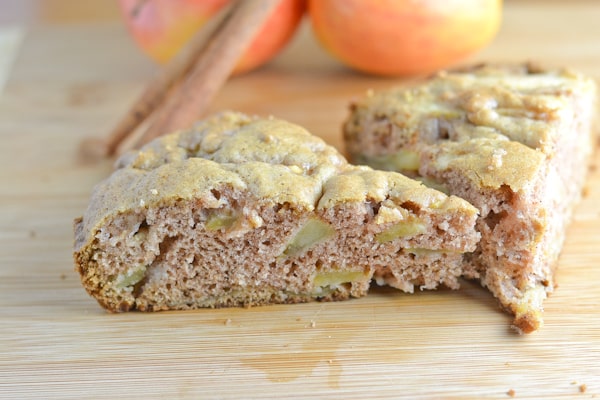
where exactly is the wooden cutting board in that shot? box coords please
[1,2,600,399]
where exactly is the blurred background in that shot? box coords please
[1,0,120,25]
[0,0,587,25]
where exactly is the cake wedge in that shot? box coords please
[343,63,597,333]
[74,111,479,313]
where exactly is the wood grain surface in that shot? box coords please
[1,2,600,399]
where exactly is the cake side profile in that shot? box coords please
[343,63,597,333]
[74,112,479,312]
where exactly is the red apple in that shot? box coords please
[308,0,502,76]
[119,0,306,75]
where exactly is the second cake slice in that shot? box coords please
[344,63,597,333]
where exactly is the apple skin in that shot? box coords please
[308,0,502,76]
[119,0,306,75]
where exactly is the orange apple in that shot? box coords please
[308,0,502,76]
[119,0,306,75]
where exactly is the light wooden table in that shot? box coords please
[1,2,600,399]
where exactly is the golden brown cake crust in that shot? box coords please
[76,113,347,253]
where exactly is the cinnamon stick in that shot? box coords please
[79,0,236,158]
[127,0,284,152]
[81,0,284,158]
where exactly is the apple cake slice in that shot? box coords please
[343,63,597,333]
[74,111,479,313]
